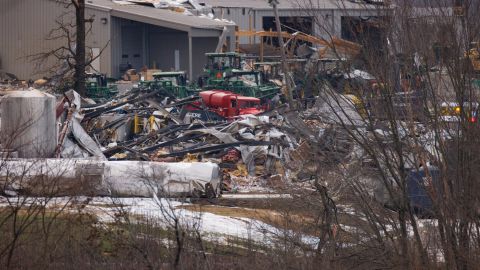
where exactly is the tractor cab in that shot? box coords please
[85,73,118,101]
[203,52,244,88]
[152,71,200,98]
[224,70,281,99]
[153,71,187,86]
[254,62,282,81]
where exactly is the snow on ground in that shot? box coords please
[0,196,319,248]
[221,194,293,199]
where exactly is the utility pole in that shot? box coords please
[268,0,295,109]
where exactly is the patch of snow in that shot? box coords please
[221,194,293,199]
[0,196,318,248]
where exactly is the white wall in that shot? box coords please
[85,7,112,76]
[0,0,111,80]
[0,0,68,79]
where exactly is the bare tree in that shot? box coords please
[247,0,480,269]
[72,0,87,97]
[29,0,108,96]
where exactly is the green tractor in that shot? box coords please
[253,62,282,81]
[152,71,201,98]
[218,70,281,99]
[85,73,118,101]
[201,52,244,88]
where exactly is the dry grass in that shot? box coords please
[177,203,318,235]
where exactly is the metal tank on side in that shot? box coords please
[0,89,56,158]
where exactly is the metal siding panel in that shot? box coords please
[0,1,5,70]
[148,28,188,73]
[215,8,251,44]
[111,17,123,78]
[85,8,112,76]
[0,0,113,79]
[0,0,73,79]
[192,37,218,79]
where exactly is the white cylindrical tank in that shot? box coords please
[0,89,56,158]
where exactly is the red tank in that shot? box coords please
[191,90,263,119]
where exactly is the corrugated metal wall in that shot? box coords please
[254,9,320,37]
[85,7,112,76]
[110,17,123,78]
[213,7,255,44]
[212,8,335,44]
[148,26,189,74]
[192,37,218,79]
[0,0,64,79]
[211,7,376,46]
[0,0,112,80]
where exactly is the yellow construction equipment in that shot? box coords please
[236,30,361,60]
[133,113,142,134]
[466,42,480,72]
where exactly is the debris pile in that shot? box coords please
[72,75,364,191]
[72,86,314,193]
[0,41,378,199]
[112,0,232,23]
[0,67,372,197]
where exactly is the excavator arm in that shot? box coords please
[236,30,361,58]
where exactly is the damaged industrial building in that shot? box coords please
[1,0,236,80]
[1,0,480,269]
[0,0,464,211]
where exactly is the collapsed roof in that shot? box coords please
[87,0,235,34]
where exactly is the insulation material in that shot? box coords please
[61,138,90,158]
[71,118,106,159]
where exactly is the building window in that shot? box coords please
[242,8,246,15]
[227,8,230,15]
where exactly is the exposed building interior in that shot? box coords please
[341,16,386,54]
[111,18,222,80]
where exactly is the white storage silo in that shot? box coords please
[0,89,57,158]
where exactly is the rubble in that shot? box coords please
[0,59,443,209]
[0,84,236,195]
[0,76,339,196]
[7,38,421,200]
[112,0,229,22]
[0,36,396,200]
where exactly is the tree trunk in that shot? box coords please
[74,0,86,97]
[272,2,295,109]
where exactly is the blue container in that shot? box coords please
[406,167,440,216]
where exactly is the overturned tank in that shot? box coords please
[0,159,221,198]
[0,89,56,158]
